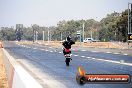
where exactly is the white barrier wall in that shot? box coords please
[2,48,43,88]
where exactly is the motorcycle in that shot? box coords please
[63,48,72,66]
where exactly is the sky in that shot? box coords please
[0,0,132,27]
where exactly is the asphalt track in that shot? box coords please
[4,41,132,88]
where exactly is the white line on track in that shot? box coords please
[50,51,53,52]
[59,52,62,53]
[74,55,78,56]
[72,49,75,50]
[95,58,132,66]
[85,57,132,66]
[74,52,131,66]
[92,58,95,59]
[106,52,111,53]
[114,53,120,54]
[123,54,128,56]
[80,50,128,56]
[81,56,86,58]
[92,51,98,52]
[86,57,91,59]
[81,50,86,51]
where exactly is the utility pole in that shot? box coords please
[128,3,130,49]
[50,30,51,41]
[35,31,38,42]
[91,29,93,39]
[43,31,45,42]
[82,22,85,42]
[128,3,132,49]
[61,32,62,41]
[34,31,35,42]
[48,29,49,44]
[32,24,35,43]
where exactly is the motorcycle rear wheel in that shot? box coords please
[66,58,70,66]
[66,61,69,66]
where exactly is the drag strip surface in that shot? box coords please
[4,41,132,88]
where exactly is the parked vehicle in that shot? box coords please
[83,38,99,43]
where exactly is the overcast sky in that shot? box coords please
[0,0,131,27]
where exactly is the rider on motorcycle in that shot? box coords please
[62,36,75,55]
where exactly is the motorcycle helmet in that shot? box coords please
[67,36,71,41]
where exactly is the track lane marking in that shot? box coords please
[92,58,95,59]
[46,50,49,51]
[85,57,132,66]
[59,52,62,53]
[86,57,91,58]
[114,53,120,54]
[81,50,86,51]
[17,44,132,66]
[92,51,98,53]
[74,55,78,56]
[106,52,111,53]
[123,54,128,56]
[81,56,85,58]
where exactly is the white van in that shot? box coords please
[83,38,93,43]
[83,38,100,43]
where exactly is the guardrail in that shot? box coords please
[2,48,43,88]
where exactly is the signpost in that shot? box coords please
[128,3,132,48]
[77,30,82,46]
[128,34,132,41]
[77,30,81,40]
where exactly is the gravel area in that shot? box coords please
[0,49,8,88]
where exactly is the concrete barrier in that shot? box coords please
[2,48,43,88]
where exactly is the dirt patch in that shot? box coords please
[0,49,8,88]
[17,41,33,45]
[41,41,126,49]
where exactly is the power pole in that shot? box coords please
[50,30,51,41]
[33,29,35,42]
[61,32,62,41]
[48,29,49,44]
[128,3,132,48]
[35,31,38,42]
[43,31,45,42]
[91,29,93,39]
[32,25,35,43]
[82,22,85,42]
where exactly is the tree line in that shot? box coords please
[0,9,129,42]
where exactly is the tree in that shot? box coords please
[99,12,120,41]
[116,10,128,42]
